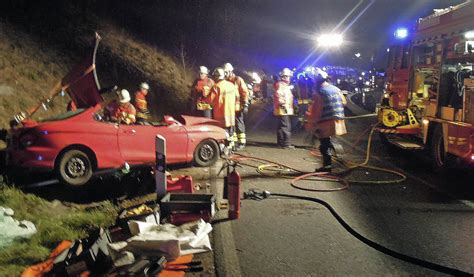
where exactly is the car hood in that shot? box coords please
[62,33,102,109]
[179,115,224,127]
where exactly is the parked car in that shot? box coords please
[5,34,227,186]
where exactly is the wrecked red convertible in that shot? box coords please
[5,34,227,186]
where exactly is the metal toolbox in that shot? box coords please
[160,193,216,224]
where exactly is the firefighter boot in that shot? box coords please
[315,149,332,173]
[235,133,246,151]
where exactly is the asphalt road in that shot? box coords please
[12,92,474,276]
[212,96,474,276]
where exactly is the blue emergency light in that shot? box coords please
[394,28,408,39]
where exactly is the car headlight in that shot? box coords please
[19,132,37,148]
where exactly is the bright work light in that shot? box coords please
[317,34,343,47]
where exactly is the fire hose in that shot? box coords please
[243,189,473,276]
[232,117,472,275]
[229,123,406,192]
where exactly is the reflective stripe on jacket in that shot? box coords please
[304,84,346,138]
[319,84,345,121]
[273,81,294,116]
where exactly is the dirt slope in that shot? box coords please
[0,22,194,129]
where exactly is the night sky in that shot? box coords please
[233,0,467,69]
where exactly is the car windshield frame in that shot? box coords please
[37,108,86,123]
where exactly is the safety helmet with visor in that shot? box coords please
[199,66,209,75]
[279,68,293,78]
[213,67,226,80]
[119,89,131,103]
[140,82,150,90]
[223,63,234,73]
[314,67,330,88]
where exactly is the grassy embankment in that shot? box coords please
[0,19,194,276]
[0,183,117,276]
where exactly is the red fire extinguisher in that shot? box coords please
[227,166,241,220]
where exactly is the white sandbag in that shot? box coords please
[119,219,212,261]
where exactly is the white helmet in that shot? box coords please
[279,68,293,77]
[140,82,150,90]
[199,66,209,75]
[213,67,226,80]
[251,72,262,84]
[315,67,329,79]
[223,63,234,72]
[119,89,131,103]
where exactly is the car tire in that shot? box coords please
[431,125,454,170]
[56,149,93,186]
[193,139,219,167]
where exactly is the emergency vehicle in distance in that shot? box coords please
[376,0,474,170]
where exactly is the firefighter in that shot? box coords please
[224,62,249,151]
[208,67,238,150]
[134,82,151,125]
[191,66,214,118]
[305,68,347,172]
[105,89,136,125]
[273,68,295,149]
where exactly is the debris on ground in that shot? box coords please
[0,206,37,248]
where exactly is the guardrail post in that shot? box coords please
[155,135,167,198]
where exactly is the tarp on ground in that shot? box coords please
[0,206,37,248]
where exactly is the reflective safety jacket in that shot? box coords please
[192,77,215,111]
[305,83,346,138]
[134,90,149,119]
[228,75,249,111]
[208,80,238,127]
[105,100,136,125]
[273,80,294,116]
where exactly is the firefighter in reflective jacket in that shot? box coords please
[191,66,214,118]
[224,63,249,150]
[208,67,238,149]
[105,89,136,125]
[273,68,295,148]
[134,82,150,125]
[305,68,347,172]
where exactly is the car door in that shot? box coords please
[118,123,188,164]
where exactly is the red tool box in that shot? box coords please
[160,193,216,225]
[166,175,194,193]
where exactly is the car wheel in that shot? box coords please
[56,149,93,186]
[193,139,219,167]
[431,125,454,170]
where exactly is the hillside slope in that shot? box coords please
[0,22,193,129]
[0,22,71,128]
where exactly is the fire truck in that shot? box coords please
[377,0,474,169]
